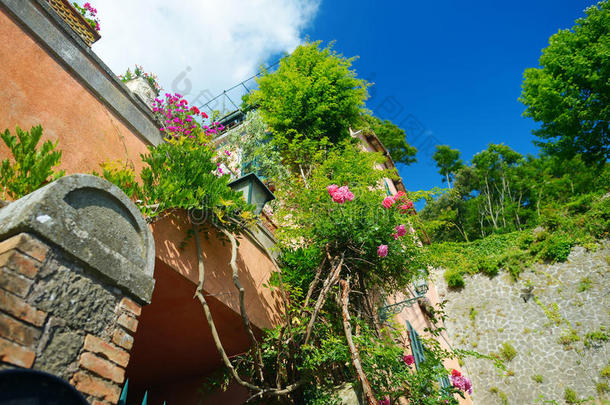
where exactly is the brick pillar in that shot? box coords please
[0,175,154,404]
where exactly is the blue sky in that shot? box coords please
[93,0,596,193]
[302,0,596,192]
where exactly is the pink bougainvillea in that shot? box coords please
[377,244,388,258]
[327,184,354,204]
[153,93,224,141]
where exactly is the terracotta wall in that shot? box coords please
[0,8,152,178]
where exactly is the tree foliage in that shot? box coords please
[519,0,610,165]
[248,41,369,147]
[431,145,463,188]
[363,115,418,165]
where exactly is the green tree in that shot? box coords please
[248,41,369,146]
[519,1,610,166]
[364,115,417,165]
[432,145,463,188]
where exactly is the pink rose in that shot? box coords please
[382,196,395,209]
[403,354,415,365]
[327,184,339,195]
[395,224,407,237]
[377,244,388,257]
[393,191,406,202]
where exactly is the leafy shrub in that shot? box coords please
[444,268,465,289]
[537,233,574,262]
[0,125,64,200]
[477,256,498,277]
[498,250,531,280]
[499,342,517,361]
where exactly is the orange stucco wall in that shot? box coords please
[0,8,152,178]
[151,211,285,330]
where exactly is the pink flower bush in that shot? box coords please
[377,244,388,257]
[382,196,395,208]
[402,354,415,366]
[327,184,354,204]
[378,396,390,405]
[450,369,472,395]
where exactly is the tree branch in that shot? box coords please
[303,253,344,346]
[338,278,377,405]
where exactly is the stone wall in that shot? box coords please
[0,233,141,403]
[434,241,610,404]
[0,175,154,404]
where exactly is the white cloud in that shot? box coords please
[89,0,320,111]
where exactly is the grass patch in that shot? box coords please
[499,342,517,362]
[532,374,543,383]
[584,328,608,349]
[564,388,580,404]
[577,277,593,292]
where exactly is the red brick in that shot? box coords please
[71,371,120,403]
[0,268,33,297]
[79,352,125,384]
[112,328,133,351]
[0,234,49,262]
[83,335,129,368]
[117,314,138,334]
[0,313,40,346]
[0,336,35,367]
[0,250,41,279]
[118,297,141,317]
[0,290,46,327]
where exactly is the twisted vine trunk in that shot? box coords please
[338,278,377,405]
[191,222,304,401]
[219,227,265,385]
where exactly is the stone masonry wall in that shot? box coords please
[433,241,610,405]
[0,233,141,404]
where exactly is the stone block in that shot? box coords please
[83,335,129,368]
[0,249,42,279]
[0,174,155,303]
[0,336,35,367]
[0,233,49,262]
[0,289,46,327]
[0,267,33,297]
[79,352,125,383]
[118,297,141,317]
[117,314,138,334]
[71,371,120,403]
[0,312,40,346]
[112,328,134,351]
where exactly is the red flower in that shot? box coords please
[403,354,415,366]
[190,106,200,115]
[451,369,461,377]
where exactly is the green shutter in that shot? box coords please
[406,321,426,369]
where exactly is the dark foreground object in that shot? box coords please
[0,369,89,405]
